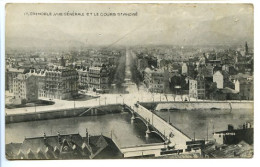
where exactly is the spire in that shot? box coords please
[245,41,249,55]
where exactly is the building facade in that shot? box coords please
[213,71,224,89]
[189,79,198,99]
[182,63,188,75]
[45,67,78,100]
[13,73,38,104]
[88,66,109,92]
[6,68,25,93]
[235,79,253,100]
[78,69,89,89]
[144,68,169,93]
[28,70,46,98]
[189,75,205,99]
[196,75,206,99]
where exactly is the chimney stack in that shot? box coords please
[86,128,89,145]
[57,132,62,145]
[43,132,47,144]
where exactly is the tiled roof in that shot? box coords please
[5,143,22,159]
[5,133,118,160]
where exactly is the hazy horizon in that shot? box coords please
[6,3,254,49]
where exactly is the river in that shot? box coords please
[6,108,253,146]
[5,112,164,147]
[155,108,253,140]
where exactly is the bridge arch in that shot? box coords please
[134,117,148,127]
[150,131,166,141]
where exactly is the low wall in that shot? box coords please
[6,104,124,124]
[140,101,253,111]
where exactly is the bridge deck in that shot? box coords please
[125,102,191,150]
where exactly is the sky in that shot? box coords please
[5,3,254,49]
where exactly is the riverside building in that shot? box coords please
[45,67,78,100]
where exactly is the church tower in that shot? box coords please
[245,41,249,55]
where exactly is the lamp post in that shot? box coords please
[174,86,181,101]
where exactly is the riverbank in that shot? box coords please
[6,101,253,124]
[140,101,253,111]
[6,104,124,124]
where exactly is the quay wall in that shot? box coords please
[6,104,124,124]
[140,101,253,111]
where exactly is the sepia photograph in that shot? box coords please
[4,3,254,159]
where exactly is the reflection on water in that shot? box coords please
[5,112,163,147]
[155,109,253,140]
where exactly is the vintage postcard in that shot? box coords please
[5,3,253,159]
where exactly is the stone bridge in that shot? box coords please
[124,102,191,150]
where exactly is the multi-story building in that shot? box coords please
[144,68,169,93]
[235,79,254,100]
[213,71,224,89]
[196,75,206,99]
[182,63,188,75]
[78,68,89,89]
[12,73,38,104]
[32,70,46,98]
[6,68,25,93]
[45,67,78,100]
[213,71,229,89]
[88,66,109,92]
[189,75,205,99]
[189,79,198,99]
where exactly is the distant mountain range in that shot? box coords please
[6,14,253,49]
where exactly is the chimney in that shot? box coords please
[43,132,47,144]
[57,132,62,145]
[86,128,89,145]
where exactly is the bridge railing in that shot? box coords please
[145,107,192,140]
[136,104,191,141]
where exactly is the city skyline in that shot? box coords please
[6,3,253,49]
[4,3,254,160]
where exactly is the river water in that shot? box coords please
[155,109,253,140]
[5,112,164,147]
[6,108,253,146]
